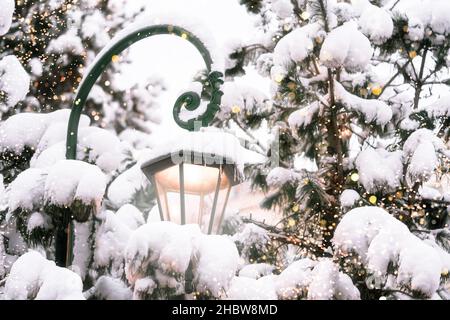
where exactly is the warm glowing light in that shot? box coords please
[231,105,241,114]
[274,74,284,83]
[369,195,377,204]
[350,172,359,182]
[111,55,120,63]
[154,164,229,194]
[371,86,382,96]
[287,218,296,227]
[300,11,310,20]
[181,33,188,39]
[292,204,299,212]
[287,82,297,90]
[409,50,417,59]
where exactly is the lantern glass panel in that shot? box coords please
[152,162,232,234]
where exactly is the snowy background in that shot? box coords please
[0,0,449,300]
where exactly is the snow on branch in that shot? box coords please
[421,94,450,118]
[228,258,360,300]
[218,81,271,120]
[334,81,392,126]
[319,21,373,72]
[124,221,239,299]
[403,128,449,186]
[4,251,84,300]
[394,0,450,41]
[0,110,89,154]
[8,160,107,218]
[271,22,322,77]
[354,0,394,45]
[333,206,450,298]
[355,148,403,193]
[0,56,30,111]
[0,0,14,36]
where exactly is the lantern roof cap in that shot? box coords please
[140,130,265,172]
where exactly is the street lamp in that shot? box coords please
[60,24,232,267]
[141,134,241,234]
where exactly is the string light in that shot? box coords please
[274,74,284,83]
[300,11,310,20]
[231,105,241,114]
[111,55,120,63]
[371,86,382,96]
[409,50,417,59]
[369,195,377,204]
[350,172,359,182]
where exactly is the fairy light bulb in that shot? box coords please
[231,105,241,114]
[371,86,382,96]
[350,172,359,182]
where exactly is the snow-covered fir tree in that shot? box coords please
[0,0,449,301]
[219,0,450,298]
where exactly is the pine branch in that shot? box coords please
[241,217,327,256]
[379,61,410,97]
[413,47,428,109]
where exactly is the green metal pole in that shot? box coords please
[61,24,224,268]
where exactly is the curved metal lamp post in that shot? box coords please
[59,24,226,267]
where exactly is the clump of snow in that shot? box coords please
[0,55,30,110]
[419,186,443,201]
[233,223,269,263]
[92,276,133,300]
[246,257,361,300]
[340,189,360,208]
[288,102,321,129]
[27,212,51,232]
[106,163,149,208]
[239,263,274,279]
[333,206,450,297]
[94,207,145,278]
[125,221,239,298]
[403,129,447,185]
[218,81,270,120]
[125,222,201,287]
[140,129,265,176]
[354,0,393,44]
[266,167,302,187]
[133,277,157,299]
[320,21,373,71]
[46,29,84,55]
[307,259,360,300]
[334,81,392,125]
[226,276,278,299]
[193,234,240,296]
[8,168,46,212]
[355,148,403,193]
[276,258,316,299]
[4,251,84,300]
[0,0,14,36]
[28,58,43,77]
[272,23,321,74]
[394,0,450,40]
[271,0,294,19]
[0,109,89,154]
[77,126,125,172]
[422,94,450,118]
[44,160,106,208]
